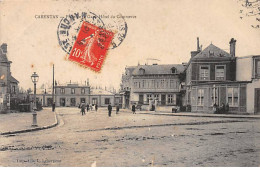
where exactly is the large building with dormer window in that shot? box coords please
[184,38,250,113]
[120,63,186,109]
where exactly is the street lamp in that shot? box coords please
[31,72,39,127]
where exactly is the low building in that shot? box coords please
[35,82,120,107]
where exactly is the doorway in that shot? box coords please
[60,98,66,107]
[161,94,166,105]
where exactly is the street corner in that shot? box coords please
[0,108,58,136]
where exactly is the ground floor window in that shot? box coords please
[197,89,204,106]
[168,94,176,105]
[227,87,239,106]
[92,98,97,105]
[47,98,53,106]
[105,98,110,104]
[80,98,85,104]
[70,98,76,106]
[211,87,218,105]
[147,94,152,102]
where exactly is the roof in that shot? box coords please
[193,44,231,59]
[132,64,185,75]
[10,76,19,83]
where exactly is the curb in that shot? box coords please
[0,111,59,136]
[137,112,260,119]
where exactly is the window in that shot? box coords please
[215,65,225,80]
[197,89,204,106]
[171,67,177,74]
[200,66,209,80]
[170,80,174,88]
[12,86,16,94]
[161,80,165,88]
[134,82,137,88]
[152,80,155,88]
[80,98,85,103]
[139,68,145,75]
[105,98,110,104]
[142,80,145,88]
[60,88,65,94]
[187,91,191,105]
[211,86,218,105]
[227,87,239,106]
[81,88,85,94]
[70,98,76,106]
[255,59,260,78]
[138,82,141,88]
[147,94,152,102]
[71,88,75,94]
[154,94,159,99]
[168,94,176,104]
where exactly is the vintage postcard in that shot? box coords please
[0,0,260,167]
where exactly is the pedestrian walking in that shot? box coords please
[132,104,136,114]
[52,102,56,112]
[116,105,120,114]
[81,103,86,115]
[86,103,89,112]
[108,103,112,117]
[95,104,98,111]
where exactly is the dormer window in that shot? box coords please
[171,67,177,74]
[139,68,145,75]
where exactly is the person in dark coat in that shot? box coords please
[81,104,86,115]
[86,103,89,112]
[52,102,56,112]
[108,103,112,117]
[132,104,136,114]
[116,105,120,114]
[95,104,98,111]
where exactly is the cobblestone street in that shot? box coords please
[0,107,259,167]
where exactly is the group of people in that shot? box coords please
[213,102,229,114]
[79,103,98,115]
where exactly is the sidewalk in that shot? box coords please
[0,108,58,135]
[136,110,260,119]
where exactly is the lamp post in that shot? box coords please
[31,72,39,127]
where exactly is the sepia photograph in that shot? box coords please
[0,0,260,167]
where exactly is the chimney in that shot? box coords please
[229,38,236,57]
[191,37,201,58]
[87,78,89,86]
[197,37,200,52]
[1,43,7,54]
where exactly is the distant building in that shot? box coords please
[120,63,186,109]
[35,82,120,107]
[0,43,19,113]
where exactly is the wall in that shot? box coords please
[246,79,260,114]
[236,57,252,81]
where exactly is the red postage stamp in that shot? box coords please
[69,21,114,72]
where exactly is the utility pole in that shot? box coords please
[52,64,55,112]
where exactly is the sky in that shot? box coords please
[1,0,260,91]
